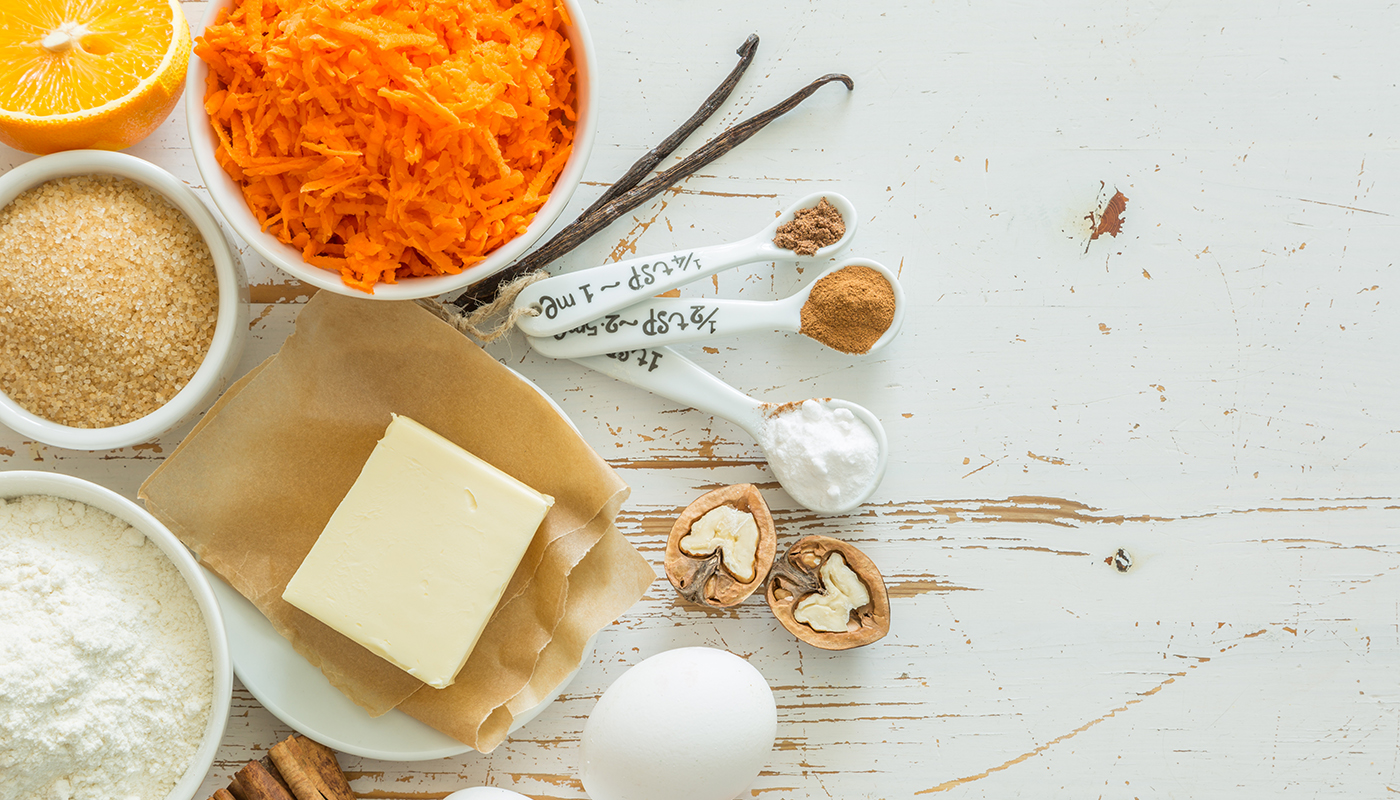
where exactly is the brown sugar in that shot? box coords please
[0,175,219,428]
[799,266,896,354]
[773,197,844,256]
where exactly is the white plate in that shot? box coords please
[209,366,589,760]
[208,573,590,761]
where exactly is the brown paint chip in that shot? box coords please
[1090,190,1128,240]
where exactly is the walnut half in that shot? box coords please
[765,535,890,650]
[665,484,778,608]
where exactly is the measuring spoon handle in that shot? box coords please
[526,296,797,359]
[514,237,772,338]
[552,344,765,436]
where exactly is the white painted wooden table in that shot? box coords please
[5,0,1400,796]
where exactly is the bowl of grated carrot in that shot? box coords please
[185,0,597,299]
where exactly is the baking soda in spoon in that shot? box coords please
[548,344,888,514]
[759,399,881,513]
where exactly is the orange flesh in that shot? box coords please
[0,0,173,116]
[197,0,577,292]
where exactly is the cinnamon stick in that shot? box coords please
[269,736,356,800]
[210,735,354,800]
[229,761,295,800]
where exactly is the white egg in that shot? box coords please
[581,647,777,800]
[444,788,531,800]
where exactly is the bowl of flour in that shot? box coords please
[0,471,232,800]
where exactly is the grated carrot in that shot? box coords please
[197,0,577,292]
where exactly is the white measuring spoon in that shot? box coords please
[527,258,906,359]
[513,192,857,338]
[558,344,889,515]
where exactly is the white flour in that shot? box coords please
[758,400,880,513]
[0,495,213,800]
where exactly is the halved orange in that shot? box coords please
[0,0,191,154]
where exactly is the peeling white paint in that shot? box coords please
[3,0,1399,797]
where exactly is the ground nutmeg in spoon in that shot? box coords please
[773,196,844,255]
[799,265,896,354]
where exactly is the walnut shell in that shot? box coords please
[765,535,890,650]
[665,484,777,608]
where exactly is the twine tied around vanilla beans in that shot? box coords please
[418,270,549,342]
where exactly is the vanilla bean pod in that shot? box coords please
[451,70,854,310]
[450,34,761,310]
[584,34,759,215]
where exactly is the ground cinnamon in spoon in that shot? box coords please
[799,266,896,354]
[773,197,844,255]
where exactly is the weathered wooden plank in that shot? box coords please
[6,0,1400,797]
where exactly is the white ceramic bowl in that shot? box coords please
[0,150,250,450]
[185,0,598,299]
[0,471,233,800]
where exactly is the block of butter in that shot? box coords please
[283,414,554,689]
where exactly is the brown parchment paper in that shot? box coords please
[399,524,655,746]
[505,523,656,717]
[395,496,620,743]
[140,293,649,746]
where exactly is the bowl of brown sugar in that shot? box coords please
[0,151,248,450]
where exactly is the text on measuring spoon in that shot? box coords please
[603,348,667,372]
[552,304,723,341]
[534,252,705,319]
